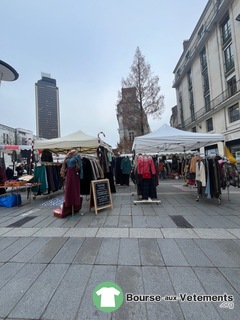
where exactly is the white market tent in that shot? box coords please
[132,124,225,154]
[34,130,112,155]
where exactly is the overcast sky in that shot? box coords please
[1,0,208,148]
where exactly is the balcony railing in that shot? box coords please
[182,79,240,128]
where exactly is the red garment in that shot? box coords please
[137,155,156,175]
[64,167,81,207]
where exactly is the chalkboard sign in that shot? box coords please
[90,179,113,215]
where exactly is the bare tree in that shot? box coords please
[119,47,164,135]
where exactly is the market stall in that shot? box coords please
[132,124,226,205]
[34,130,112,154]
[132,124,224,154]
[33,130,115,217]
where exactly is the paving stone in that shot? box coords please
[103,215,119,227]
[195,239,240,267]
[208,216,240,229]
[226,228,240,238]
[131,206,144,216]
[73,237,103,264]
[75,265,116,320]
[95,238,120,265]
[10,237,50,263]
[224,216,240,226]
[0,216,14,225]
[42,265,93,320]
[168,266,222,320]
[118,238,141,265]
[0,263,46,318]
[89,215,107,228]
[3,227,40,237]
[113,266,147,320]
[132,215,149,228]
[193,228,236,239]
[31,216,57,228]
[219,267,240,294]
[157,239,189,267]
[156,215,178,228]
[120,207,132,216]
[0,237,19,252]
[176,239,213,267]
[194,267,240,319]
[8,264,69,320]
[139,239,164,266]
[130,228,163,238]
[47,217,69,227]
[0,262,25,290]
[195,213,226,228]
[142,266,185,320]
[0,216,26,227]
[96,227,128,238]
[0,237,34,262]
[64,227,98,237]
[21,214,53,227]
[161,228,199,239]
[0,227,13,236]
[182,215,209,228]
[30,237,67,263]
[60,217,82,228]
[51,237,84,264]
[118,215,132,228]
[32,227,69,237]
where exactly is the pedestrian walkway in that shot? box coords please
[0,179,240,319]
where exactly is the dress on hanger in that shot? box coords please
[63,152,82,207]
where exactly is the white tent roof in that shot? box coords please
[34,130,112,154]
[132,124,224,154]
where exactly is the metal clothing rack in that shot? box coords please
[133,198,161,205]
[195,157,229,205]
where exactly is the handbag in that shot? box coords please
[0,194,22,208]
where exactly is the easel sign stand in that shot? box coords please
[89,179,113,215]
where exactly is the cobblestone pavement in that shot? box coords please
[0,179,240,320]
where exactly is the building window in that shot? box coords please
[187,70,192,89]
[129,131,134,141]
[224,44,234,73]
[229,104,240,123]
[221,16,231,45]
[3,133,9,144]
[227,76,237,97]
[202,70,209,93]
[206,118,213,132]
[205,94,211,112]
[200,47,207,71]
[192,127,196,132]
[189,89,194,106]
[179,93,185,128]
[190,105,195,122]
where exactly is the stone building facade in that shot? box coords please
[116,87,150,153]
[172,0,240,158]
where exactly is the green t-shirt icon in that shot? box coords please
[92,281,124,313]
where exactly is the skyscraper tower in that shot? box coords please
[35,73,60,139]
